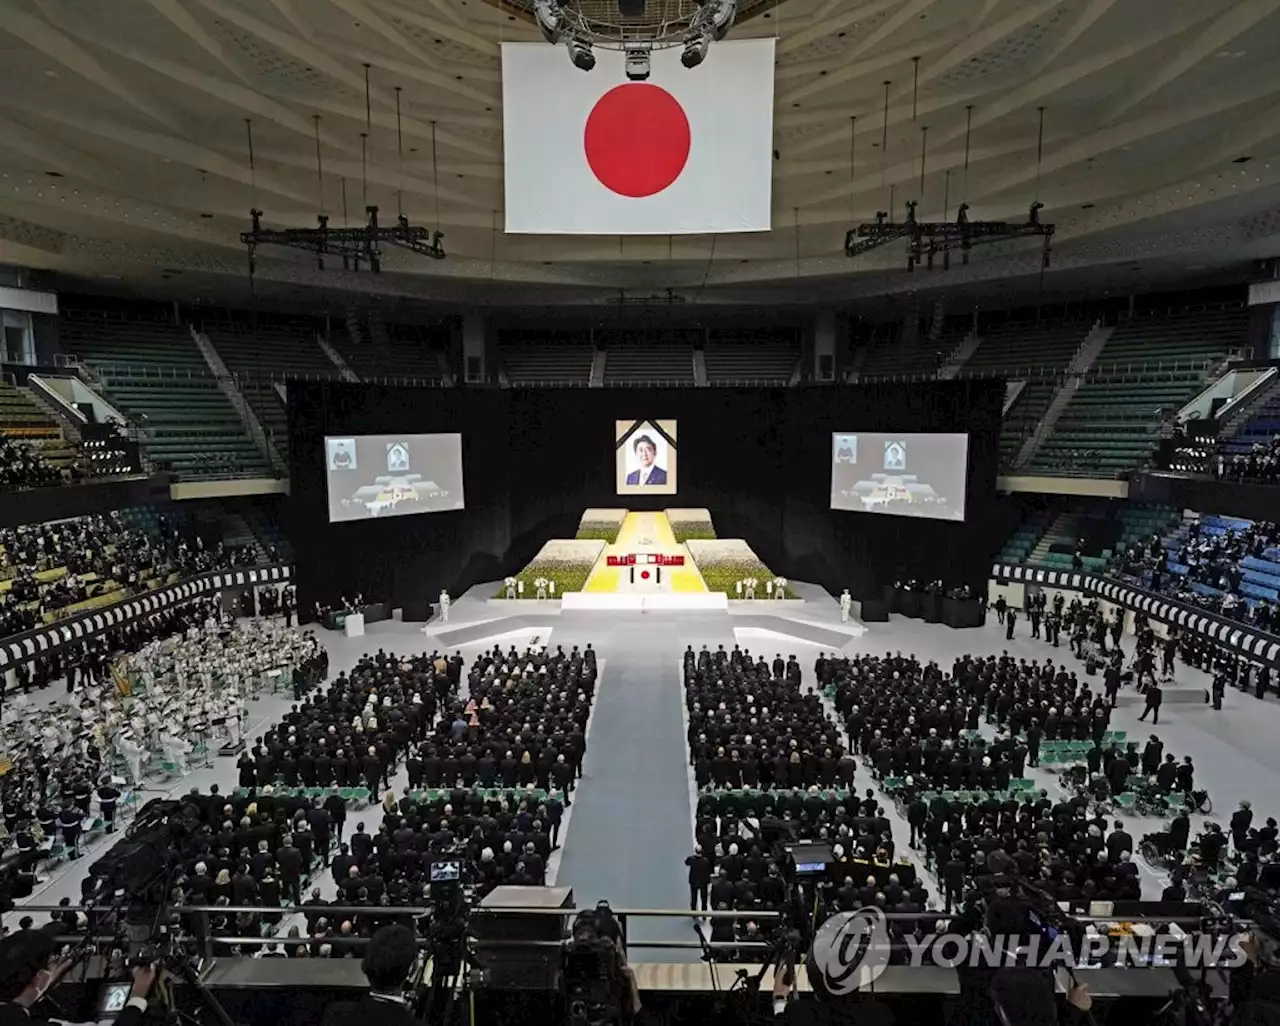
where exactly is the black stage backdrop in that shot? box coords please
[287,381,1007,610]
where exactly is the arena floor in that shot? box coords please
[13,584,1276,956]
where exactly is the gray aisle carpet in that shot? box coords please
[552,612,731,955]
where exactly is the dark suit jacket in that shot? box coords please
[321,996,421,1026]
[625,466,667,485]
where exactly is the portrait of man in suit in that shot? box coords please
[616,419,677,495]
[625,434,668,486]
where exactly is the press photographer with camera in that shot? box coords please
[0,929,158,1026]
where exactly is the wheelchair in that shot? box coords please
[1139,829,1184,871]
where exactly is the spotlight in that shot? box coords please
[624,42,651,80]
[681,32,711,68]
[533,0,565,43]
[706,0,738,41]
[567,38,596,71]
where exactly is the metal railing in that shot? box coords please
[9,903,1230,960]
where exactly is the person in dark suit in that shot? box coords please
[321,924,420,1026]
[624,434,667,486]
[0,930,157,1026]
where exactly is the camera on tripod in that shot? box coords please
[561,907,629,1026]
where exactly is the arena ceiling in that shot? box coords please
[2,0,1280,307]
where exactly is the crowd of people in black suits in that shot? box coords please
[0,438,62,491]
[1226,437,1280,484]
[929,791,1143,912]
[0,511,256,641]
[196,643,592,954]
[685,645,851,792]
[1113,520,1279,634]
[683,644,928,958]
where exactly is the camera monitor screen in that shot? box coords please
[97,983,132,1019]
[325,434,465,523]
[830,432,969,522]
[430,860,462,882]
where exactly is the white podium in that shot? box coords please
[344,612,366,638]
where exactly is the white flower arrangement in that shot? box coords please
[667,507,716,542]
[577,508,628,543]
[687,540,792,598]
[498,539,605,598]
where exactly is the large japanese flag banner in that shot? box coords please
[501,39,775,235]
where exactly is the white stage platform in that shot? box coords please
[560,591,729,612]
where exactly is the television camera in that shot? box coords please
[560,903,635,1026]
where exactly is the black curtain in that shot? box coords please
[287,381,1005,610]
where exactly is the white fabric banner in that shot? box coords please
[501,39,775,235]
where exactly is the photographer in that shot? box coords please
[0,930,157,1026]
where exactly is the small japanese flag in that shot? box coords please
[501,39,776,235]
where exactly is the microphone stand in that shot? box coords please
[692,919,723,995]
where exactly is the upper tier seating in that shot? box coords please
[1011,502,1181,573]
[498,330,595,385]
[603,335,696,384]
[336,321,445,383]
[203,316,335,455]
[960,321,1089,468]
[60,309,270,479]
[1027,309,1247,477]
[0,383,76,474]
[703,328,800,384]
[857,326,961,380]
[1225,390,1280,460]
[962,321,1089,376]
[1113,513,1279,634]
[0,508,256,640]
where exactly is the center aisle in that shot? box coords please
[552,613,719,957]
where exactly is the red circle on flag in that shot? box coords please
[641,569,651,580]
[584,84,691,198]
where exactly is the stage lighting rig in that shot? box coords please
[533,0,739,69]
[241,206,445,278]
[844,201,1055,272]
[625,42,652,80]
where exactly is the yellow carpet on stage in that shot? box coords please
[583,511,708,592]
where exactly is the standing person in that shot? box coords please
[1005,607,1018,641]
[56,802,83,860]
[1212,673,1226,712]
[1138,681,1162,724]
[1232,802,1254,850]
[1025,720,1042,768]
[995,595,1007,625]
[97,778,120,835]
[685,845,711,912]
[1162,633,1178,677]
[324,785,347,844]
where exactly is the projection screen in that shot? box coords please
[830,432,969,522]
[325,434,464,523]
